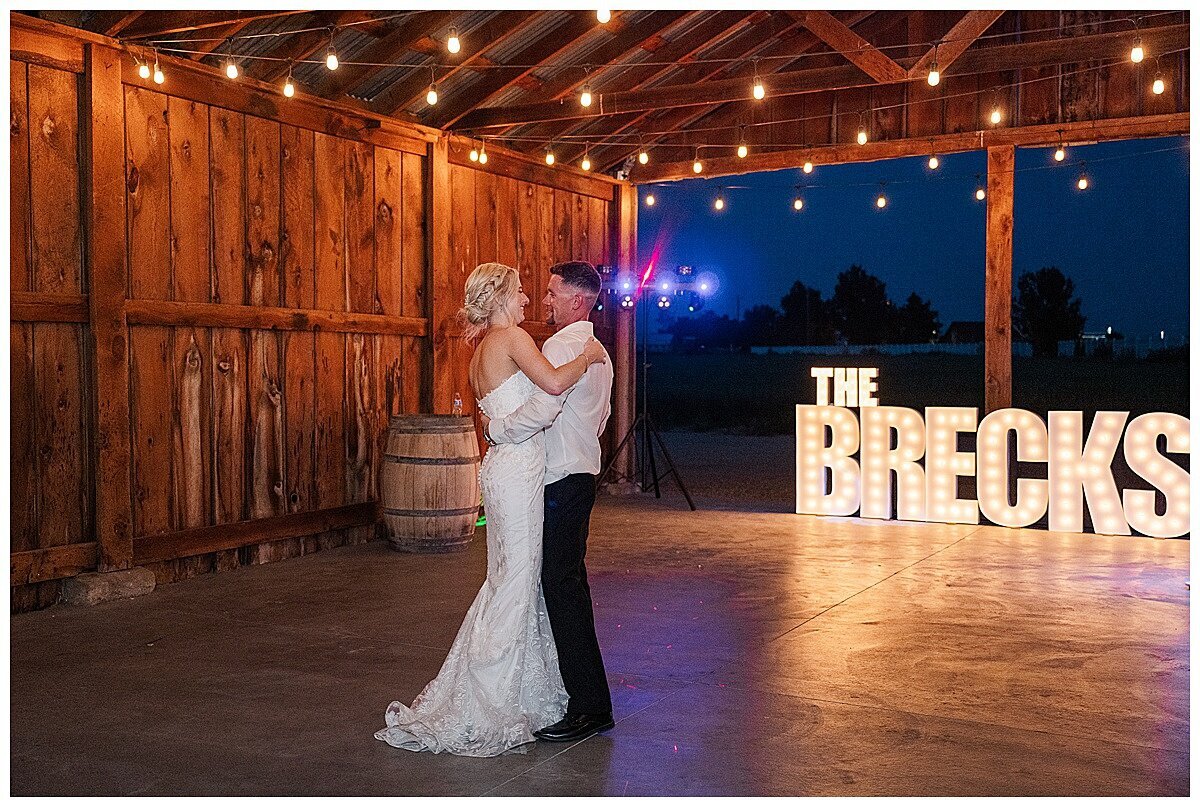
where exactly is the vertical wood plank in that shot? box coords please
[125,86,170,301]
[433,157,473,413]
[985,144,1014,413]
[588,195,606,267]
[248,325,284,520]
[10,323,38,552]
[345,139,375,314]
[533,183,554,322]
[11,60,31,294]
[573,193,589,264]
[212,327,247,525]
[172,328,210,530]
[495,174,519,269]
[315,331,345,507]
[85,43,132,570]
[210,107,245,306]
[281,125,315,310]
[283,330,317,513]
[553,188,573,265]
[514,181,535,303]
[374,146,402,317]
[314,132,347,311]
[346,332,374,503]
[400,151,427,413]
[27,64,81,295]
[246,116,282,308]
[130,327,174,537]
[474,168,498,264]
[168,96,210,303]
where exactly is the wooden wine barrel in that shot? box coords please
[381,415,481,553]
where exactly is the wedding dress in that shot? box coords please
[374,370,568,756]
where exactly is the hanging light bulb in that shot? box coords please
[638,148,649,165]
[990,105,1003,125]
[325,29,339,70]
[283,69,296,98]
[857,127,868,146]
[928,154,940,170]
[478,143,488,165]
[792,197,804,211]
[1130,37,1144,63]
[928,62,940,86]
[1054,131,1066,162]
[447,27,461,54]
[469,143,479,162]
[580,83,593,108]
[152,52,164,85]
[137,56,151,80]
[752,72,765,101]
[596,10,612,24]
[976,186,986,201]
[581,147,592,172]
[875,185,887,209]
[802,160,813,174]
[736,126,748,159]
[545,147,555,166]
[713,194,725,211]
[692,148,702,174]
[426,83,438,106]
[1152,71,1165,95]
[1077,167,1089,190]
[225,59,239,80]
[644,193,655,207]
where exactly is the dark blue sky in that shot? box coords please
[636,136,1189,342]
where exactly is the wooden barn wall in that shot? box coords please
[9,26,434,611]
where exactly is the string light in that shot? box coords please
[426,82,438,105]
[581,145,592,172]
[802,160,814,174]
[283,66,295,98]
[989,89,1003,125]
[638,146,649,165]
[136,55,150,80]
[1152,70,1165,94]
[927,44,940,86]
[875,183,887,208]
[478,142,487,164]
[597,10,612,24]
[225,58,239,80]
[1077,163,1089,190]
[580,81,593,108]
[975,174,986,200]
[928,154,940,170]
[644,193,655,206]
[152,51,164,84]
[752,74,765,101]
[1130,36,1144,63]
[792,196,804,211]
[469,142,479,162]
[1054,130,1066,161]
[545,146,555,166]
[447,27,461,54]
[857,111,869,145]
[736,126,748,159]
[325,29,339,70]
[713,193,725,211]
[692,147,702,174]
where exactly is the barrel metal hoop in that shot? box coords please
[384,506,480,517]
[383,454,480,465]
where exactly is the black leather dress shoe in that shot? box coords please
[533,712,615,742]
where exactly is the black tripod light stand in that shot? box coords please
[598,276,696,510]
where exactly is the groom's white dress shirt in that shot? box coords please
[487,320,613,485]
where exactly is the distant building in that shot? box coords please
[941,321,983,344]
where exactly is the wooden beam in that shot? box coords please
[133,503,377,565]
[11,22,85,72]
[187,19,255,60]
[11,542,98,585]
[124,300,429,337]
[368,11,539,114]
[428,136,455,411]
[985,144,1014,413]
[909,10,1006,79]
[610,184,637,482]
[10,292,89,322]
[459,23,1189,129]
[792,10,907,83]
[84,43,135,572]
[630,112,1190,183]
[309,10,460,101]
[423,11,602,130]
[494,10,756,149]
[120,10,308,40]
[446,136,621,200]
[82,10,144,37]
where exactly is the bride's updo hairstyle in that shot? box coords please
[459,262,520,340]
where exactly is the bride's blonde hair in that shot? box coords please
[459,262,520,340]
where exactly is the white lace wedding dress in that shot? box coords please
[374,370,568,756]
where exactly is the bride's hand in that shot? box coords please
[581,337,607,365]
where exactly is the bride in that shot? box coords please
[375,262,608,756]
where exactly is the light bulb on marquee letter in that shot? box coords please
[861,407,926,521]
[1122,412,1190,538]
[977,409,1049,528]
[796,405,861,516]
[1047,411,1130,535]
[925,407,980,524]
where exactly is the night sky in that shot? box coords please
[636,136,1189,343]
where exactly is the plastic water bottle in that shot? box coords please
[452,393,463,416]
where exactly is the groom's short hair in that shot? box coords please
[550,261,601,297]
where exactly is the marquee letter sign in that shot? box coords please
[797,369,1190,538]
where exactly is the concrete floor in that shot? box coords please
[9,434,1190,796]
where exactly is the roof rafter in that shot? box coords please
[247,11,375,84]
[82,11,144,37]
[120,10,308,40]
[909,10,1006,78]
[790,10,907,83]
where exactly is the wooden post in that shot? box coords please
[610,183,637,481]
[985,144,1014,413]
[84,43,133,570]
[428,135,454,413]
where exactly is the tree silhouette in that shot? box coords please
[742,304,781,345]
[1013,267,1086,358]
[828,265,894,344]
[779,281,834,345]
[895,292,942,343]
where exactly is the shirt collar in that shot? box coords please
[558,320,594,337]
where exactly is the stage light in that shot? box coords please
[447,27,461,54]
[644,193,655,206]
[802,160,813,173]
[597,10,611,24]
[1130,38,1144,63]
[620,294,634,309]
[660,281,670,291]
[1152,72,1165,94]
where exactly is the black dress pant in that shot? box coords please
[542,473,612,716]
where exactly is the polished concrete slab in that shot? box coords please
[9,434,1189,796]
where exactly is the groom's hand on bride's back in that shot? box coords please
[480,413,491,433]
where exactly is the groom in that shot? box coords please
[481,260,615,742]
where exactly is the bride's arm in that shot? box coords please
[505,326,602,396]
[486,336,576,445]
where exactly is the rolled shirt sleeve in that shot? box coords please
[487,337,578,445]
